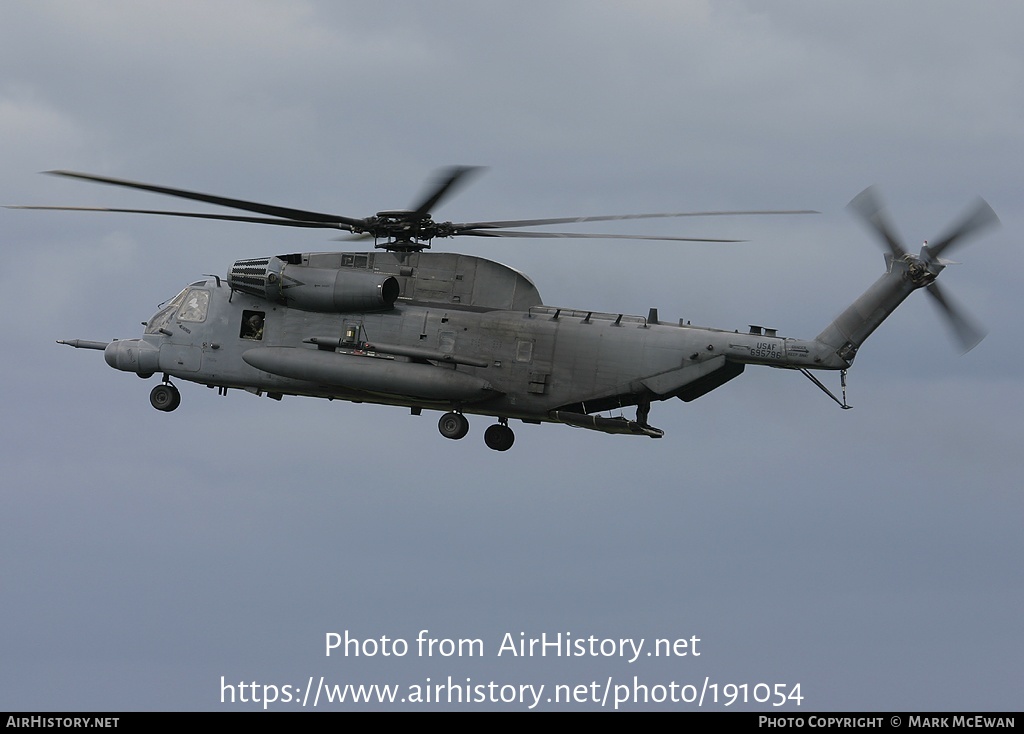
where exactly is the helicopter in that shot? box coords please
[23,168,998,451]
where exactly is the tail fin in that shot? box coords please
[814,188,998,364]
[815,255,919,363]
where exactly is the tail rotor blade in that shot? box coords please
[928,197,1000,259]
[848,186,907,258]
[925,282,986,353]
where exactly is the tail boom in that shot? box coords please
[814,255,927,364]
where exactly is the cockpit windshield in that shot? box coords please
[144,288,189,334]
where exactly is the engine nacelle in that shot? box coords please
[228,256,400,312]
[276,267,400,312]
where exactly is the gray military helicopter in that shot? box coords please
[27,168,997,451]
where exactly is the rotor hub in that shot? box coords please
[349,212,453,251]
[904,256,938,287]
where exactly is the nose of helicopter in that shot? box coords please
[104,339,160,374]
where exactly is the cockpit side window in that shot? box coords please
[177,289,210,322]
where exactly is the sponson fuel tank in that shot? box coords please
[242,347,498,402]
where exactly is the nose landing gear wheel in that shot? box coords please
[438,411,470,440]
[484,423,515,451]
[150,383,181,412]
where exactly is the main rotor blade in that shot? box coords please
[455,210,818,231]
[925,282,986,353]
[455,229,742,242]
[410,166,483,219]
[927,197,1000,259]
[848,186,906,258]
[45,170,364,227]
[7,205,353,229]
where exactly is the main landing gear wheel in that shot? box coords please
[438,411,470,440]
[484,423,515,452]
[150,383,181,412]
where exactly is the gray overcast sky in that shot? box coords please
[2,1,1021,711]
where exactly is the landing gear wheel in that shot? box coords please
[484,423,515,452]
[438,411,470,440]
[150,383,181,412]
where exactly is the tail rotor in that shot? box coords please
[847,187,999,353]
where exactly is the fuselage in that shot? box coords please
[104,250,846,425]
